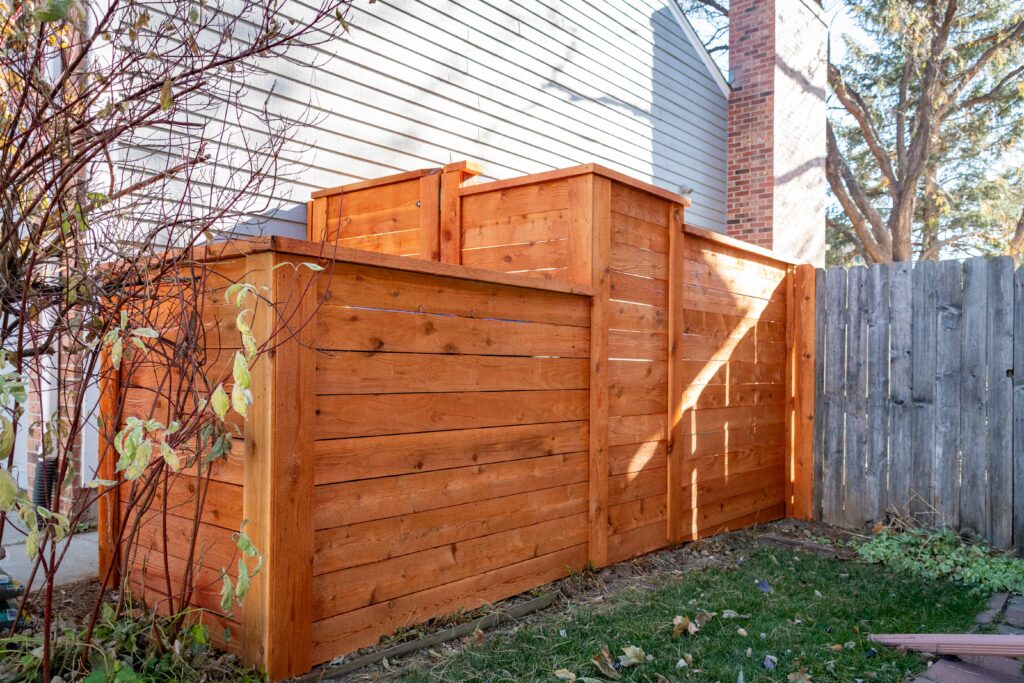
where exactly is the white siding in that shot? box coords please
[234,0,729,235]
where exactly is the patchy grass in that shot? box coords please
[400,548,986,682]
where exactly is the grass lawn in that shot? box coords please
[400,548,987,682]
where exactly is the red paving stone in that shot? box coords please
[916,658,1023,682]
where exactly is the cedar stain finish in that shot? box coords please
[99,163,811,680]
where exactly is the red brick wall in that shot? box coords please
[727,0,777,250]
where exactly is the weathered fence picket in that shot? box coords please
[815,257,1024,552]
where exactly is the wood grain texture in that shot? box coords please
[842,267,867,529]
[986,257,1014,548]
[787,264,816,520]
[934,260,963,529]
[96,356,122,584]
[241,252,317,678]
[910,261,937,514]
[667,203,686,540]
[960,258,988,539]
[864,264,890,524]
[888,263,913,512]
[822,267,847,524]
[588,176,611,567]
[1015,267,1024,554]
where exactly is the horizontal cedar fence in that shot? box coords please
[813,257,1024,552]
[101,163,812,680]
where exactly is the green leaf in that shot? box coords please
[85,478,117,489]
[235,528,258,557]
[131,327,159,338]
[235,558,250,601]
[110,337,123,370]
[211,385,230,420]
[161,441,180,471]
[160,78,174,111]
[220,573,234,612]
[34,0,73,22]
[300,262,325,272]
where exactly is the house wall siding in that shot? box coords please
[229,0,728,236]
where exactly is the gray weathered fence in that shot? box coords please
[813,257,1024,552]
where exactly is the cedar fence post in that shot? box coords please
[439,161,483,265]
[587,175,611,568]
[96,354,122,583]
[306,198,327,242]
[786,264,816,519]
[241,248,316,679]
[666,203,686,542]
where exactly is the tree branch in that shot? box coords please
[953,63,1024,113]
[828,63,899,193]
[826,123,890,263]
[943,18,1024,115]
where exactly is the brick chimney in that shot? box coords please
[726,0,828,266]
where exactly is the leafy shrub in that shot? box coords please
[859,526,1024,593]
[0,604,261,683]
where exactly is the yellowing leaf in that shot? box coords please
[25,527,38,559]
[231,382,250,417]
[0,468,20,509]
[161,442,180,471]
[0,416,14,461]
[232,351,251,390]
[553,670,576,681]
[160,78,174,111]
[211,385,229,420]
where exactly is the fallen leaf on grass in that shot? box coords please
[654,675,671,682]
[592,646,621,680]
[673,615,698,637]
[554,670,577,681]
[695,610,716,627]
[788,671,813,682]
[676,654,693,669]
[830,643,844,652]
[471,627,484,644]
[737,628,748,637]
[756,579,774,593]
[763,655,778,670]
[619,646,646,667]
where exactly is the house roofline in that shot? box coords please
[664,0,731,99]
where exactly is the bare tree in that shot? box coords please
[682,0,1024,264]
[0,0,349,679]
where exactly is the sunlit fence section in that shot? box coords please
[100,163,810,680]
